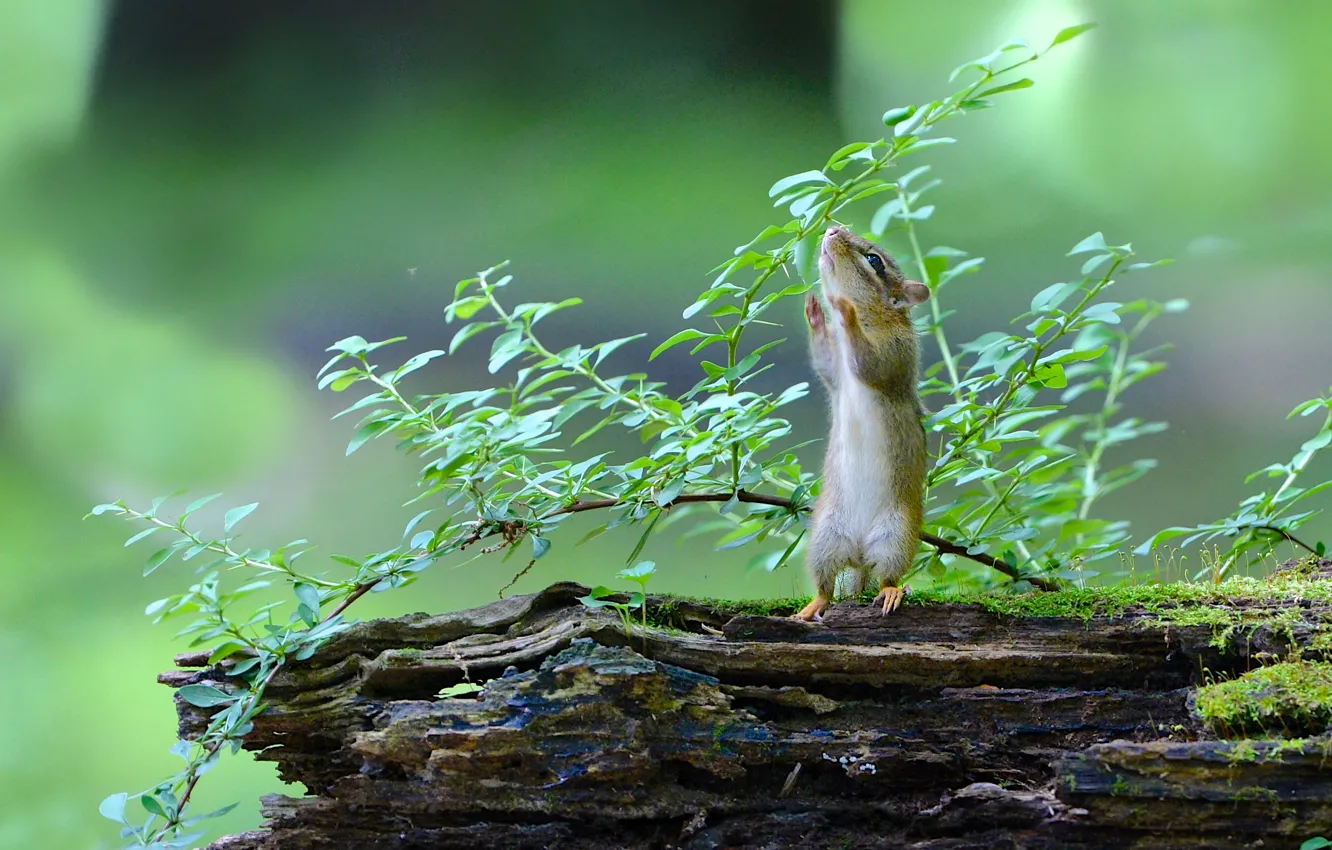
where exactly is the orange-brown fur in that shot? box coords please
[794,226,929,622]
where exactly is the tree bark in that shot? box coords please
[163,579,1332,849]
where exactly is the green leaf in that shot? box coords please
[619,560,657,583]
[223,503,259,534]
[451,296,489,320]
[626,511,662,564]
[197,802,240,822]
[1081,253,1113,275]
[328,371,361,392]
[683,288,728,319]
[1049,22,1098,49]
[1068,232,1108,255]
[1029,281,1080,314]
[651,329,709,361]
[488,328,526,374]
[977,78,1033,97]
[578,586,622,609]
[716,526,764,551]
[1081,303,1122,325]
[532,535,552,560]
[595,334,646,367]
[449,321,499,354]
[177,684,236,708]
[294,582,320,613]
[793,229,821,284]
[143,547,176,576]
[100,792,130,825]
[182,493,223,517]
[438,682,484,698]
[394,349,445,380]
[881,105,916,127]
[893,104,928,137]
[208,642,248,665]
[1033,363,1067,389]
[654,477,685,507]
[1290,398,1329,418]
[1301,430,1332,453]
[825,141,871,170]
[124,527,160,548]
[346,420,391,455]
[938,257,985,286]
[327,335,369,355]
[140,794,167,817]
[897,137,957,155]
[575,523,610,547]
[768,170,829,198]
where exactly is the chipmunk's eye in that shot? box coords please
[865,253,886,276]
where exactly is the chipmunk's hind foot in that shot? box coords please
[873,585,905,615]
[793,595,831,623]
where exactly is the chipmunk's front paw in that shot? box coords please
[873,585,906,615]
[792,595,830,623]
[805,292,827,332]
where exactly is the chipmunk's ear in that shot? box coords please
[899,280,931,306]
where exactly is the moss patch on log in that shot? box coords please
[1197,661,1332,737]
[650,558,1332,650]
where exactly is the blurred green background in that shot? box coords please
[2,1,1329,846]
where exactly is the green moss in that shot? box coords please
[645,596,804,628]
[1229,785,1279,803]
[1226,738,1261,763]
[647,570,1332,649]
[911,571,1332,623]
[1197,662,1332,737]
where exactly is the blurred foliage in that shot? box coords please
[1,1,1330,846]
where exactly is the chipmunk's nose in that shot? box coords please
[822,225,848,254]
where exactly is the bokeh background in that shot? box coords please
[3,1,1330,846]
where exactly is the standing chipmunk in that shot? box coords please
[794,225,930,622]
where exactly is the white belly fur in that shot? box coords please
[822,344,907,559]
[825,375,900,548]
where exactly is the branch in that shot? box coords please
[557,490,793,514]
[918,531,1058,591]
[164,577,377,838]
[1254,524,1320,556]
[555,490,1060,591]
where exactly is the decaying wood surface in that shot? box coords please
[163,581,1332,849]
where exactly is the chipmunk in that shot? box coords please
[793,225,930,622]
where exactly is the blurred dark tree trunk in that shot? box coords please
[93,0,835,112]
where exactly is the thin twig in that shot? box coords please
[1254,525,1320,557]
[326,581,376,621]
[499,558,538,599]
[557,490,793,514]
[550,489,1060,590]
[165,577,376,836]
[918,532,1058,591]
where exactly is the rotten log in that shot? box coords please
[165,576,1332,849]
